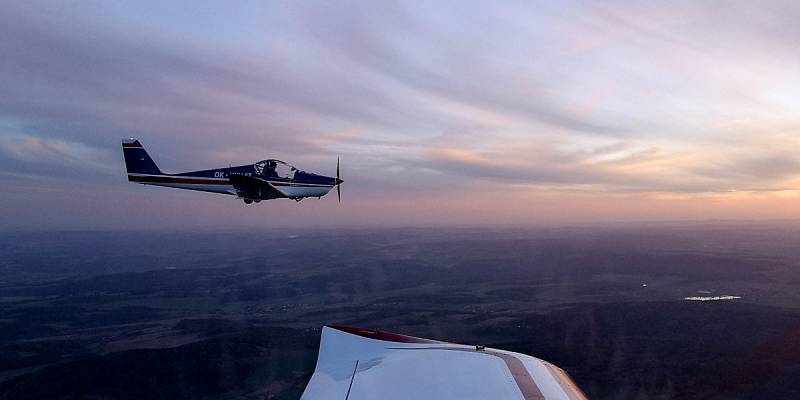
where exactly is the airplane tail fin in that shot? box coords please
[122,139,163,176]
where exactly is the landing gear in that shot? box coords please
[243,198,253,204]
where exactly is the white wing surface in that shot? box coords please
[300,325,588,400]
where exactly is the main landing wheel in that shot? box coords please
[243,198,253,204]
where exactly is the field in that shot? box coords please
[1,224,799,399]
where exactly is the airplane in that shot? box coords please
[122,139,343,204]
[301,325,588,400]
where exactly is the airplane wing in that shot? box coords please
[300,325,588,400]
[227,174,286,200]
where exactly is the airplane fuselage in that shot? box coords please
[127,166,336,198]
[122,139,341,203]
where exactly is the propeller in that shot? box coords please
[335,156,343,203]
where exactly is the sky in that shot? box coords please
[1,1,799,229]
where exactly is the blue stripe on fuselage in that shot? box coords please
[174,165,337,186]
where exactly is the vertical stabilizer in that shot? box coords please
[122,139,163,176]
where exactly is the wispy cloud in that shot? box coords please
[0,1,798,228]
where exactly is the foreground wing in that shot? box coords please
[227,174,286,200]
[300,326,588,400]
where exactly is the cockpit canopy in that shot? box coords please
[254,159,299,179]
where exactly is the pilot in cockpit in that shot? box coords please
[265,161,277,176]
[254,160,272,177]
[254,160,296,180]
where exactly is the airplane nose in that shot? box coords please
[336,178,344,185]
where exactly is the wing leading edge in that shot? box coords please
[300,325,588,400]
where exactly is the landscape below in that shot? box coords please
[1,224,799,399]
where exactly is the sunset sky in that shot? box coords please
[1,1,799,229]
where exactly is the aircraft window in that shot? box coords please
[254,161,269,176]
[254,160,297,179]
[274,161,296,179]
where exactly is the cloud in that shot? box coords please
[1,1,799,228]
[694,153,800,183]
[0,134,119,184]
[420,138,800,194]
[13,137,70,159]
